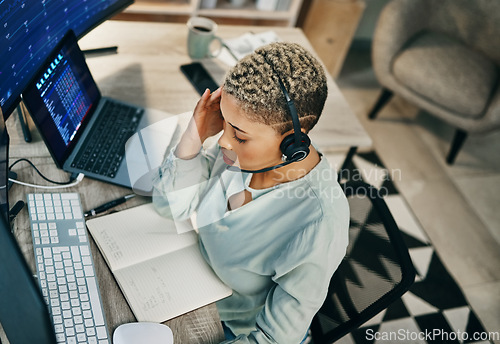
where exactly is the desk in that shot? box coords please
[5,21,370,344]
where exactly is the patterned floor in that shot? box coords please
[334,152,492,344]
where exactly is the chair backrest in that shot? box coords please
[311,181,415,344]
[424,0,500,64]
[388,0,500,64]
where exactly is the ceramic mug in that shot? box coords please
[187,17,222,59]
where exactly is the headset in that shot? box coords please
[230,57,311,174]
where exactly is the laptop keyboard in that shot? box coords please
[71,100,144,178]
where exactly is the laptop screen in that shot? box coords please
[23,30,100,167]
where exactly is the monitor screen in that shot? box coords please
[0,0,133,119]
[0,215,58,344]
[0,107,8,222]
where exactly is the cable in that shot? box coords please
[9,158,78,185]
[8,173,85,189]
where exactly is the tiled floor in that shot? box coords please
[333,47,500,343]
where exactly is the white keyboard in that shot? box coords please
[27,192,110,344]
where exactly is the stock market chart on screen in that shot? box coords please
[0,0,131,117]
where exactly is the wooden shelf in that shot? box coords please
[302,0,366,78]
[126,0,195,15]
[122,0,303,27]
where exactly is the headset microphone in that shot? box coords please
[226,156,299,174]
[227,57,311,174]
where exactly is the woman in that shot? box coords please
[153,42,349,343]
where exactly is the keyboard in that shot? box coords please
[27,192,110,344]
[71,100,144,178]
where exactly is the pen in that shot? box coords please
[9,200,25,223]
[84,194,135,217]
[82,46,118,56]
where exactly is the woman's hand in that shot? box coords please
[193,87,223,143]
[175,87,223,160]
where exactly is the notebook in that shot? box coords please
[22,30,177,195]
[86,203,232,322]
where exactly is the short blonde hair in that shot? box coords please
[223,42,328,134]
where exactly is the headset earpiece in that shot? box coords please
[280,132,311,162]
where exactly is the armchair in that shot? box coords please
[368,0,500,164]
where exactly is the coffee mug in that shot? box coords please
[187,17,222,59]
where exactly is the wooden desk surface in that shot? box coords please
[4,20,370,344]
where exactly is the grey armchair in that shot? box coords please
[368,0,500,164]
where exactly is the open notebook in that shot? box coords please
[86,203,232,322]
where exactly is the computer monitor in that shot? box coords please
[0,107,57,343]
[0,107,8,221]
[0,0,133,119]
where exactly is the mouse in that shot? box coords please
[113,322,174,344]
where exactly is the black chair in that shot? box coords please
[310,181,416,343]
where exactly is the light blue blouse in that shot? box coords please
[152,143,349,344]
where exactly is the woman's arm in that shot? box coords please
[152,88,224,220]
[175,87,223,159]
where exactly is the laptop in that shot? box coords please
[22,30,177,195]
